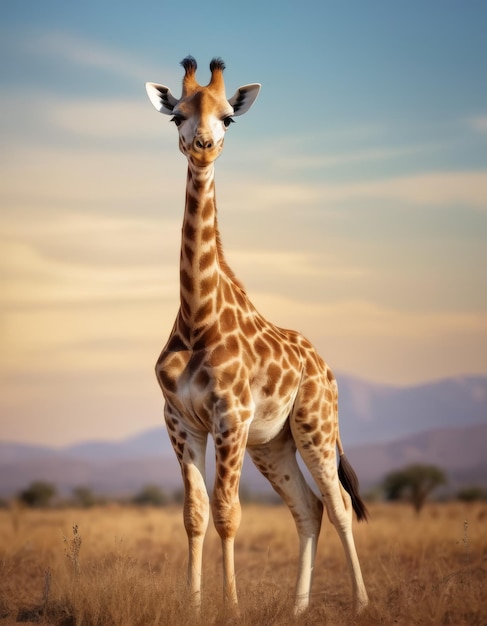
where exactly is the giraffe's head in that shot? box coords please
[146,56,260,166]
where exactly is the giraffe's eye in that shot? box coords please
[223,116,235,128]
[170,115,184,127]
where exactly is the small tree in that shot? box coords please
[133,484,168,506]
[457,486,487,502]
[383,464,447,513]
[19,481,57,508]
[72,486,97,508]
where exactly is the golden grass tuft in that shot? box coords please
[0,502,485,625]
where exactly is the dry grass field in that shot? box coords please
[0,501,485,625]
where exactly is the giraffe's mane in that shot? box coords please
[215,227,245,290]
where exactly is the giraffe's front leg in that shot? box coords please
[211,419,250,610]
[165,407,209,610]
[182,461,209,609]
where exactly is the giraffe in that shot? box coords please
[145,56,368,616]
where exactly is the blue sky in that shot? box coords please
[1,1,486,445]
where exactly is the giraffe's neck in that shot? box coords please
[179,161,231,332]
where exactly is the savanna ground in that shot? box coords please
[0,501,485,625]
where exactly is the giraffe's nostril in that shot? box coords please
[195,137,213,150]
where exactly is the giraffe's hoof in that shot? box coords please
[221,601,241,620]
[293,597,309,617]
[354,594,369,614]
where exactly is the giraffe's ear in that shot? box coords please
[228,84,261,116]
[145,82,179,115]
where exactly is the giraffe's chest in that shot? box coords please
[156,343,242,431]
[156,336,304,446]
[155,346,205,422]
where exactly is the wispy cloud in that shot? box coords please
[273,143,441,171]
[0,238,177,310]
[254,295,487,340]
[337,170,487,210]
[1,142,181,214]
[229,250,366,279]
[221,169,487,213]
[46,96,174,139]
[467,115,487,133]
[0,87,174,140]
[23,30,168,83]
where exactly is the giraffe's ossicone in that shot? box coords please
[146,56,368,616]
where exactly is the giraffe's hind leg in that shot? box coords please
[247,422,323,616]
[291,414,368,613]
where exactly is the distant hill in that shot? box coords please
[346,422,487,491]
[0,375,485,498]
[0,431,177,498]
[337,375,487,445]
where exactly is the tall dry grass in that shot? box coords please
[0,502,485,625]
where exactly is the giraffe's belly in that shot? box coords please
[247,385,300,446]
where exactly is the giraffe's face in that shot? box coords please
[171,89,235,166]
[146,57,260,167]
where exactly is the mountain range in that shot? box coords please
[1,375,486,498]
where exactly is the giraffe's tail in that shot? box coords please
[337,434,369,522]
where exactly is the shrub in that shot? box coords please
[457,486,487,502]
[132,484,168,506]
[383,464,447,513]
[18,481,56,508]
